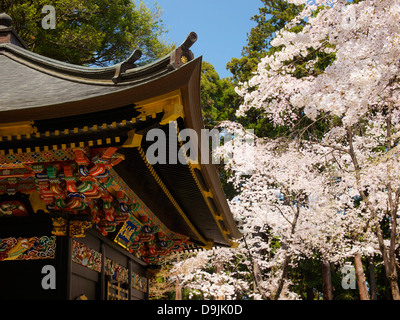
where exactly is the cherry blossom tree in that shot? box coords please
[219,125,372,299]
[172,125,359,300]
[170,0,400,300]
[170,128,378,299]
[235,0,400,299]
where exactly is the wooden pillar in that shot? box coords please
[146,268,150,300]
[128,260,132,300]
[55,236,72,300]
[99,242,106,300]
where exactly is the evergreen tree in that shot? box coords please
[200,61,239,129]
[1,0,173,66]
[226,0,302,84]
[200,0,302,138]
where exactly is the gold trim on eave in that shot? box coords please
[176,127,233,245]
[135,90,185,125]
[0,137,122,155]
[122,131,142,148]
[136,144,209,246]
[0,121,37,136]
[160,103,184,125]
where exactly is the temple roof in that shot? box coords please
[0,34,197,122]
[0,14,242,249]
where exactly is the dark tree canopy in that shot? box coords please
[1,0,174,66]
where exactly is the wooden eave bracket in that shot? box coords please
[0,120,37,136]
[134,90,185,124]
[122,131,142,148]
[229,241,239,249]
[160,103,185,125]
[112,49,142,84]
[169,32,197,70]
[201,241,214,250]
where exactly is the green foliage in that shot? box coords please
[200,61,240,128]
[200,61,242,199]
[288,258,323,300]
[199,1,304,201]
[226,0,303,84]
[1,0,174,66]
[198,0,398,301]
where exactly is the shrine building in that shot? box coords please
[0,13,241,300]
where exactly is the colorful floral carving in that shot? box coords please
[72,240,102,272]
[105,258,129,283]
[0,148,77,169]
[0,236,56,261]
[131,271,147,292]
[0,146,193,262]
[0,201,28,216]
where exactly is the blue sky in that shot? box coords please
[145,0,262,79]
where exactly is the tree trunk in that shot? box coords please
[384,103,400,301]
[367,256,377,300]
[347,125,400,300]
[242,236,266,299]
[388,204,400,300]
[375,220,400,299]
[175,255,182,300]
[274,203,300,300]
[214,256,225,300]
[384,271,392,299]
[305,271,314,300]
[388,269,400,300]
[175,281,182,300]
[274,254,290,300]
[306,287,314,300]
[321,260,333,300]
[253,261,263,293]
[354,253,369,300]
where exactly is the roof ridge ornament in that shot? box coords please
[169,31,197,70]
[0,13,28,49]
[112,49,142,84]
[0,13,13,29]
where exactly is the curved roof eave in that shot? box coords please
[0,42,172,86]
[0,53,201,123]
